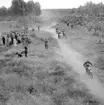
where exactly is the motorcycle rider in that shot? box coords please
[83,60,93,75]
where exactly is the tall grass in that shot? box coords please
[0,57,102,105]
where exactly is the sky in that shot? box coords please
[0,0,104,9]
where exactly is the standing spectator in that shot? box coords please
[58,33,61,39]
[38,26,40,31]
[55,28,61,39]
[17,37,21,44]
[13,37,17,46]
[1,36,5,45]
[16,32,21,44]
[21,35,25,42]
[22,35,29,47]
[32,28,35,32]
[44,39,48,50]
[24,46,28,57]
[62,30,66,38]
[6,34,9,47]
[71,24,73,29]
[56,28,59,34]
[11,34,14,45]
[14,32,18,41]
[8,33,12,46]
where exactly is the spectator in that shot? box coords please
[32,28,35,31]
[1,36,5,45]
[38,26,40,31]
[11,34,14,45]
[44,39,48,50]
[56,28,58,33]
[6,34,10,47]
[24,46,28,57]
[62,30,66,38]
[13,37,17,46]
[71,24,73,28]
[58,33,61,39]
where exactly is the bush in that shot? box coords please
[0,81,10,104]
[66,89,86,99]
[83,95,100,105]
[0,58,34,78]
[50,70,65,76]
[96,56,104,70]
[34,70,49,80]
[0,58,12,70]
[0,73,35,97]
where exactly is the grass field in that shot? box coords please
[0,11,104,105]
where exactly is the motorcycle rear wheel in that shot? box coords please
[86,70,93,79]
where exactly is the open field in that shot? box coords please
[0,9,104,105]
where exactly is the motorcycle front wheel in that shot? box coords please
[86,70,93,79]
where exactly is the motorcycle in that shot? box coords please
[86,67,93,79]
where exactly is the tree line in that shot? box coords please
[0,0,41,16]
[70,2,104,16]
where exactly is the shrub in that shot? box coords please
[7,61,33,77]
[0,58,34,78]
[34,70,49,80]
[0,58,12,71]
[50,70,65,76]
[0,86,10,104]
[83,95,100,105]
[52,93,67,105]
[96,56,104,70]
[67,89,86,99]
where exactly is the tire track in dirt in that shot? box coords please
[45,28,104,103]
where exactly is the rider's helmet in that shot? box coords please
[84,60,92,68]
[84,60,88,67]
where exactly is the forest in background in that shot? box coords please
[0,0,41,16]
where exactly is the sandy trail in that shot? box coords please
[45,28,104,102]
[57,39,104,99]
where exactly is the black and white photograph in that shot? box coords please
[0,0,104,105]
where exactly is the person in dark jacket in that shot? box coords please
[9,33,14,45]
[56,28,59,34]
[83,60,93,73]
[1,36,5,45]
[24,46,28,57]
[62,30,66,38]
[71,24,73,28]
[58,32,61,39]
[44,39,48,50]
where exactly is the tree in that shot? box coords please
[0,0,41,16]
[27,0,35,14]
[11,0,26,15]
[34,2,41,16]
[26,1,41,16]
[0,6,8,16]
[70,8,76,14]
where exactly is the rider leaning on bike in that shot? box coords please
[83,60,93,73]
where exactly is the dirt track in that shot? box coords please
[45,28,104,103]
